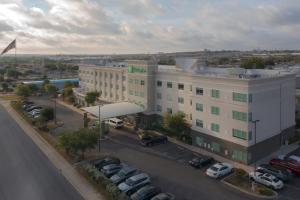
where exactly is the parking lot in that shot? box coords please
[30,97,300,200]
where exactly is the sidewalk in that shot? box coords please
[1,100,104,200]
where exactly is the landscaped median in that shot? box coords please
[79,163,130,200]
[222,169,277,199]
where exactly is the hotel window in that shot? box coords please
[156,105,162,112]
[135,79,139,84]
[129,79,133,84]
[196,103,203,112]
[190,99,192,106]
[167,108,172,114]
[116,85,119,90]
[178,97,184,104]
[196,119,203,128]
[211,123,220,132]
[157,92,162,99]
[233,92,247,102]
[211,89,220,98]
[212,142,220,152]
[167,82,172,88]
[232,150,247,163]
[157,80,162,87]
[116,74,119,80]
[232,111,247,122]
[110,73,113,79]
[211,106,220,115]
[232,129,247,140]
[141,80,145,85]
[129,90,133,95]
[99,72,102,77]
[122,86,126,91]
[190,85,192,92]
[178,83,184,90]
[196,136,204,146]
[140,92,144,97]
[196,88,203,95]
[105,72,107,78]
[135,91,139,96]
[122,76,126,81]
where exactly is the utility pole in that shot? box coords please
[54,98,57,124]
[98,103,101,152]
[251,120,260,172]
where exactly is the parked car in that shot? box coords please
[269,157,300,176]
[140,135,168,147]
[151,193,175,200]
[101,164,122,177]
[206,162,233,178]
[110,165,138,185]
[189,156,214,168]
[130,185,161,200]
[118,173,151,195]
[29,109,41,116]
[249,171,284,190]
[257,164,292,182]
[26,106,42,112]
[23,102,34,110]
[107,118,124,128]
[94,157,120,170]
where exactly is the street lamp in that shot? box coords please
[250,119,260,191]
[98,103,101,152]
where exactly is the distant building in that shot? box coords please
[75,60,296,164]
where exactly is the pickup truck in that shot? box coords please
[249,171,284,190]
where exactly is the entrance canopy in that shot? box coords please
[82,102,144,119]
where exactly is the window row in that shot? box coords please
[129,79,145,86]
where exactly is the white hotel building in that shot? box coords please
[75,59,296,164]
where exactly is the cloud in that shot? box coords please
[0,0,299,54]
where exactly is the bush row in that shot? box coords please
[81,164,130,200]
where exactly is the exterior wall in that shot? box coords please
[77,61,296,164]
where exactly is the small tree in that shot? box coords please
[27,84,39,93]
[63,87,73,97]
[45,84,58,95]
[15,84,32,98]
[41,107,54,121]
[58,129,98,159]
[163,112,190,137]
[85,91,99,106]
[1,82,8,91]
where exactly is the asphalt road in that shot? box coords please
[0,104,83,200]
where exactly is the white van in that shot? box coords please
[107,118,124,128]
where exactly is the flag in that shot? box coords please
[1,39,16,55]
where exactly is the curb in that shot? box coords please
[221,176,278,199]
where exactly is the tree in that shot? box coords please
[27,84,39,93]
[41,107,54,121]
[58,128,98,159]
[15,84,32,98]
[163,112,190,137]
[63,87,73,97]
[85,91,99,106]
[44,84,58,95]
[1,82,8,91]
[64,81,74,89]
[241,57,265,69]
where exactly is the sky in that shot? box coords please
[0,0,300,54]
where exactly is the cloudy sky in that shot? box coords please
[0,0,299,54]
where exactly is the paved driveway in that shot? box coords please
[33,98,300,200]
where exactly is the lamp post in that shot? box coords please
[54,98,57,124]
[98,103,101,152]
[251,119,260,172]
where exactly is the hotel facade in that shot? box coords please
[75,60,296,164]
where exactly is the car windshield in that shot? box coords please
[125,178,136,186]
[273,178,280,183]
[210,166,219,171]
[117,170,126,177]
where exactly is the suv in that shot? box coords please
[93,157,120,170]
[110,166,138,185]
[249,171,284,190]
[140,135,168,147]
[130,185,161,200]
[189,156,214,168]
[118,173,151,195]
[257,164,292,182]
[107,118,123,128]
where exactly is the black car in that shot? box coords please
[130,185,161,200]
[94,157,120,170]
[140,135,168,147]
[189,156,214,168]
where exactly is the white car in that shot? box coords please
[206,162,233,178]
[249,171,284,190]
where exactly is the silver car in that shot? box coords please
[118,173,150,195]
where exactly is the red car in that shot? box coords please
[269,157,300,176]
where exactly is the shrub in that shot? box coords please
[235,168,246,177]
[41,107,54,121]
[257,186,274,196]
